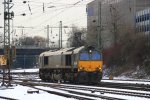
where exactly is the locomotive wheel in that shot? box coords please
[77,71,102,84]
[88,71,102,84]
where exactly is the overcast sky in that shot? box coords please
[0,0,93,40]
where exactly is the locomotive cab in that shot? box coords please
[77,46,103,84]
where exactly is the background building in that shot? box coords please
[86,0,150,48]
[136,8,150,34]
[136,8,150,45]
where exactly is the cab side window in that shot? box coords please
[44,56,48,65]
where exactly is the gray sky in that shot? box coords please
[0,0,93,40]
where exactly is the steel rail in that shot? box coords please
[20,82,124,100]
[14,80,150,99]
[0,96,18,100]
[58,85,150,98]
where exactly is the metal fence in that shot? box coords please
[13,55,39,69]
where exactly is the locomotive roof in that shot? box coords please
[39,46,84,56]
[63,46,84,55]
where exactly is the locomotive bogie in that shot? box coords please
[39,67,78,82]
[77,71,102,84]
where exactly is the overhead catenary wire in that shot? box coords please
[34,4,83,27]
[39,4,87,27]
[13,1,89,24]
[14,13,86,38]
[14,4,43,14]
[9,0,92,39]
[20,0,87,27]
[12,0,92,15]
[28,1,32,15]
[15,6,69,25]
[46,0,91,25]
[14,3,85,26]
[43,3,45,13]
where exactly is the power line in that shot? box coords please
[23,0,86,26]
[10,0,89,33]
[34,6,74,27]
[12,1,88,21]
[14,3,84,26]
[14,4,42,14]
[36,5,86,27]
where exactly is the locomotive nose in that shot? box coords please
[78,61,102,72]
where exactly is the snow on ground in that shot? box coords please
[63,87,150,100]
[1,68,150,100]
[102,75,150,85]
[11,68,39,73]
[1,68,75,100]
[0,82,149,100]
[0,84,75,100]
[7,68,150,85]
[102,79,150,85]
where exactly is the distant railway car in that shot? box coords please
[39,46,103,84]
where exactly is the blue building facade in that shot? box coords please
[136,8,150,34]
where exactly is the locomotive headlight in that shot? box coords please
[99,67,102,71]
[97,66,101,71]
[80,67,82,70]
[79,66,82,70]
[79,66,84,71]
[89,50,92,53]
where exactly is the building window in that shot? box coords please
[136,9,150,33]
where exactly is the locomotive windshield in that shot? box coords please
[80,52,89,60]
[80,51,101,60]
[91,51,101,60]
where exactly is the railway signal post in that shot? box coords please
[0,55,7,86]
[2,0,14,86]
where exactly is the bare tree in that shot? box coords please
[108,4,125,45]
[33,36,47,47]
[0,32,4,47]
[67,25,87,47]
[18,36,46,47]
[86,24,98,46]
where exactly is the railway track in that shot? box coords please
[98,82,150,91]
[57,84,150,98]
[103,78,150,82]
[1,72,150,100]
[12,79,150,100]
[34,86,124,100]
[33,87,97,100]
[10,75,150,92]
[15,81,124,100]
[9,77,150,92]
[0,72,38,75]
[0,96,18,100]
[1,72,150,90]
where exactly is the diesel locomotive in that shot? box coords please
[39,46,103,84]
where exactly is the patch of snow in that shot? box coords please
[0,84,75,100]
[11,68,39,73]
